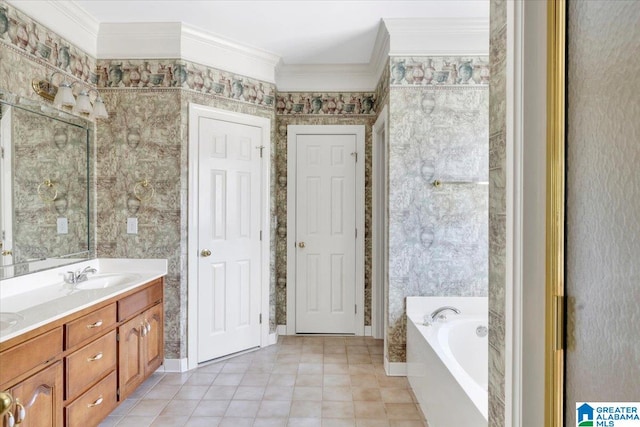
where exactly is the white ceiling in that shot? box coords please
[71,0,490,66]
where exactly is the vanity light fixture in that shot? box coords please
[32,72,109,119]
[54,80,76,108]
[72,88,108,119]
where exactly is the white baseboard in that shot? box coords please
[364,326,372,336]
[268,330,279,345]
[163,358,189,373]
[384,356,407,376]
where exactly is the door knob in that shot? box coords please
[0,392,13,417]
[298,242,305,248]
[201,249,212,257]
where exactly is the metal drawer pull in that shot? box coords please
[145,320,151,334]
[87,396,103,408]
[7,411,15,427]
[14,402,25,424]
[87,352,103,362]
[87,320,103,329]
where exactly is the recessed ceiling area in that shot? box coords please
[72,0,490,66]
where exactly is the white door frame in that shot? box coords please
[286,125,365,336]
[372,106,388,340]
[187,103,271,370]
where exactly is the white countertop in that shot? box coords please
[0,258,167,343]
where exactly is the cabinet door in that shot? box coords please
[117,314,144,400]
[10,361,63,427]
[143,303,164,374]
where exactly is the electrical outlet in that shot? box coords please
[57,217,68,234]
[127,217,138,234]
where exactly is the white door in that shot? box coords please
[295,134,357,333]
[196,116,263,363]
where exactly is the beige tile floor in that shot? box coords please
[99,335,427,427]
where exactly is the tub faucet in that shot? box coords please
[65,266,97,284]
[428,306,461,323]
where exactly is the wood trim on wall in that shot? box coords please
[545,0,566,425]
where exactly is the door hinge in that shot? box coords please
[351,151,358,162]
[260,230,263,241]
[355,228,357,238]
[257,145,265,158]
[259,313,263,324]
[116,333,120,342]
[117,388,120,399]
[1,147,4,159]
[355,305,357,314]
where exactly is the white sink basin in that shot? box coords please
[74,273,141,290]
[0,312,23,332]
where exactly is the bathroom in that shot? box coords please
[0,0,492,425]
[2,1,491,425]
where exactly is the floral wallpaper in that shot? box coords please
[273,112,375,328]
[96,89,182,357]
[275,92,377,116]
[0,1,97,85]
[390,56,490,87]
[387,58,489,363]
[488,0,508,425]
[96,58,276,108]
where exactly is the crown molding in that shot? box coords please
[6,0,99,57]
[181,24,280,83]
[95,22,279,83]
[370,21,391,87]
[275,63,378,92]
[384,17,490,56]
[98,22,182,59]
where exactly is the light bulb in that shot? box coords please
[73,90,92,114]
[53,82,76,107]
[92,95,109,119]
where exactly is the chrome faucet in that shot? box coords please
[425,306,461,324]
[64,266,97,284]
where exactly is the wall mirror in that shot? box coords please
[0,92,92,279]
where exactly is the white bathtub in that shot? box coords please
[406,297,488,427]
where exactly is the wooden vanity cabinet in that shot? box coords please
[117,284,164,400]
[0,277,164,427]
[7,361,64,427]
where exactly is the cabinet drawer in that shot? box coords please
[65,330,117,400]
[118,279,163,321]
[65,304,116,349]
[65,370,117,427]
[0,327,62,386]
